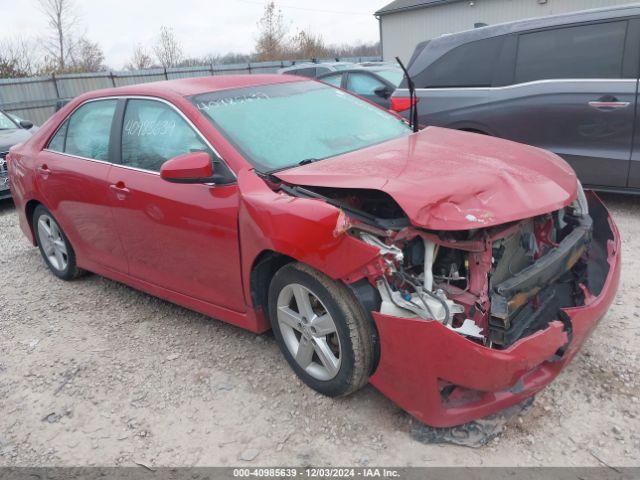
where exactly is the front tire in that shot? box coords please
[268,263,374,397]
[33,205,83,280]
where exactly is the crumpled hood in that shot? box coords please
[276,127,578,230]
[0,128,32,153]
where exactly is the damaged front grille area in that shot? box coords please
[488,213,592,347]
[351,198,601,350]
[278,178,609,351]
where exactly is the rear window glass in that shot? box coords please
[514,21,628,83]
[412,36,504,88]
[289,67,316,78]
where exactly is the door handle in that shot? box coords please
[588,98,630,110]
[109,182,131,199]
[37,164,51,177]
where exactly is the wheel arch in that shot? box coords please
[249,249,295,313]
[25,199,43,246]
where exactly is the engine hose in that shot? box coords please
[420,288,452,326]
[399,273,451,325]
[381,276,430,316]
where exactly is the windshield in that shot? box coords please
[0,111,17,129]
[376,69,404,86]
[191,81,410,172]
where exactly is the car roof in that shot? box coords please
[445,3,640,41]
[408,3,640,74]
[75,74,302,101]
[320,66,401,75]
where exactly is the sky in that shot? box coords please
[0,0,384,69]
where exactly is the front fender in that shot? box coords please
[237,169,380,308]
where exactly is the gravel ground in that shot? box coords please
[0,193,639,467]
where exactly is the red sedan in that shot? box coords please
[7,75,620,427]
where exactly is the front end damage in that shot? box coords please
[280,181,620,427]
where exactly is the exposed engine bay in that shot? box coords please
[280,181,607,350]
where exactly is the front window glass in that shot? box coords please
[0,111,17,129]
[413,36,504,88]
[121,99,211,172]
[191,81,410,172]
[65,100,117,161]
[347,73,385,95]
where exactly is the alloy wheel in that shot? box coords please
[37,214,69,272]
[276,283,341,381]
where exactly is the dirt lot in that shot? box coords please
[0,193,639,467]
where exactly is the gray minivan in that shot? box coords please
[393,4,640,192]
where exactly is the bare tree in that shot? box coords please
[37,0,80,71]
[0,38,41,78]
[153,26,184,68]
[126,44,154,70]
[255,2,289,61]
[69,37,106,72]
[290,29,328,60]
[329,41,381,58]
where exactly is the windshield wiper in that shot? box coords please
[396,56,419,133]
[297,158,320,166]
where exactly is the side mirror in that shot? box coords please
[160,151,215,184]
[374,85,392,99]
[19,120,34,130]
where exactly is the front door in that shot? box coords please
[107,98,246,312]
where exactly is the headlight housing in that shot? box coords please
[572,180,589,217]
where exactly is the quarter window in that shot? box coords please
[48,121,68,152]
[515,21,627,83]
[121,99,211,172]
[49,100,117,161]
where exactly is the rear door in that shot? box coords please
[37,99,128,272]
[106,97,246,312]
[494,20,638,188]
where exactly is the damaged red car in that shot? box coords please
[7,75,621,427]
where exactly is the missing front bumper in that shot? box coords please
[368,192,620,427]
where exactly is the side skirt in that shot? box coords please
[76,257,270,334]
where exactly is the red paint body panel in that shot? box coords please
[106,167,247,313]
[6,76,622,428]
[237,169,382,300]
[370,195,621,427]
[277,127,578,230]
[160,151,214,181]
[35,151,129,272]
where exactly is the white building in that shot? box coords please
[375,0,637,62]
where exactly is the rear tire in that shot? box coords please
[32,205,84,280]
[268,262,374,397]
